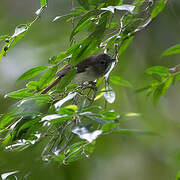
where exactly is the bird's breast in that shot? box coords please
[72,67,98,84]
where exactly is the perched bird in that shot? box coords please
[41,53,116,94]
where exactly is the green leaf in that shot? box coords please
[41,114,69,122]
[101,122,118,132]
[26,81,39,91]
[58,69,77,90]
[0,35,9,41]
[0,94,51,129]
[16,94,52,106]
[176,171,180,180]
[5,88,33,99]
[151,0,166,19]
[57,105,77,115]
[110,76,133,87]
[71,12,108,65]
[70,18,92,40]
[53,12,81,22]
[162,75,173,94]
[124,112,140,117]
[162,44,180,56]
[64,105,78,111]
[77,0,90,10]
[0,44,7,60]
[135,85,151,93]
[54,44,79,63]
[39,66,58,89]
[40,0,47,7]
[85,115,108,124]
[18,65,47,81]
[70,10,97,41]
[175,73,180,82]
[153,83,164,104]
[81,105,102,114]
[0,25,29,60]
[146,66,169,77]
[102,111,119,120]
[17,117,40,136]
[0,112,16,129]
[118,36,133,57]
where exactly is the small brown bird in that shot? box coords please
[41,54,116,94]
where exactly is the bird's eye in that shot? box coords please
[100,60,105,64]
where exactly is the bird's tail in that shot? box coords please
[41,76,62,94]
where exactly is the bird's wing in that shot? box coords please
[55,64,71,77]
[76,55,96,73]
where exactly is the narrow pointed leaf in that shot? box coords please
[162,44,180,56]
[39,66,58,89]
[40,0,47,7]
[0,35,9,41]
[151,0,166,19]
[110,76,133,87]
[18,65,47,80]
[5,89,33,99]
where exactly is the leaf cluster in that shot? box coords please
[0,0,167,164]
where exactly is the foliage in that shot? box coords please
[0,0,169,166]
[136,47,180,104]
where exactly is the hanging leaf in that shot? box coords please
[153,83,164,104]
[175,73,180,82]
[5,88,33,99]
[151,0,166,19]
[110,76,133,87]
[102,111,119,120]
[101,122,118,132]
[118,36,133,57]
[146,66,169,77]
[176,171,180,180]
[26,81,39,91]
[162,44,180,56]
[40,0,47,7]
[77,0,90,10]
[53,12,81,22]
[70,10,97,41]
[57,69,77,90]
[0,35,9,41]
[57,105,77,115]
[39,66,58,89]
[124,112,140,117]
[18,65,47,81]
[162,75,173,94]
[70,19,92,40]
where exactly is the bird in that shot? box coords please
[41,53,116,94]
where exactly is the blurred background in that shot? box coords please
[1,0,180,179]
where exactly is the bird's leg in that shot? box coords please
[86,81,98,107]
